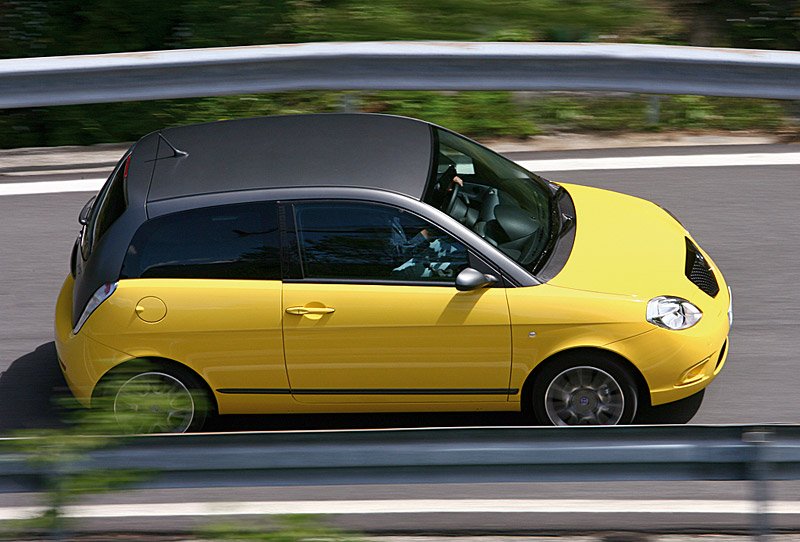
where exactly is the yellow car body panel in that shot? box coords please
[505,283,649,395]
[550,183,708,298]
[58,277,290,413]
[608,322,729,405]
[282,282,511,403]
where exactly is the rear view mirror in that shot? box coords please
[455,267,498,292]
[78,196,96,225]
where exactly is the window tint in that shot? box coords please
[293,201,468,282]
[121,202,280,280]
[81,154,128,260]
[93,157,128,245]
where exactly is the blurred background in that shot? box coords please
[0,0,798,149]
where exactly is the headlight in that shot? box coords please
[646,296,702,330]
[727,286,733,327]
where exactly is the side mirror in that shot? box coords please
[78,196,96,225]
[455,267,498,292]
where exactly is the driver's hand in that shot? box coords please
[449,175,464,190]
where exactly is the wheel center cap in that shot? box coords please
[572,390,597,413]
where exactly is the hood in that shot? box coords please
[549,183,699,300]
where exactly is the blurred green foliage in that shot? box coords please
[0,400,152,539]
[3,1,795,60]
[0,0,666,58]
[0,91,790,149]
[201,514,365,541]
[286,0,656,43]
[526,94,788,132]
[0,0,797,148]
[669,0,800,48]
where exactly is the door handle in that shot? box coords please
[285,306,335,316]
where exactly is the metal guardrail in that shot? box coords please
[1,425,798,536]
[1,42,800,109]
[1,425,799,491]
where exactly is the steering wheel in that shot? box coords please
[443,182,461,216]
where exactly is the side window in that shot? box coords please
[121,202,280,280]
[292,201,469,283]
[93,156,128,246]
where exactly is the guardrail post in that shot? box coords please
[647,95,661,126]
[743,428,773,541]
[341,93,360,113]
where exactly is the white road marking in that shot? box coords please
[2,499,800,520]
[1,151,800,197]
[518,152,800,172]
[0,178,105,196]
[1,166,112,177]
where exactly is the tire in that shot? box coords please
[531,352,639,426]
[98,362,211,433]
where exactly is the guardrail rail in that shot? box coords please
[1,424,799,536]
[1,42,800,108]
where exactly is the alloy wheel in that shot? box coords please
[113,371,195,433]
[543,365,630,426]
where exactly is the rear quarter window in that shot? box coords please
[120,202,280,280]
[81,153,129,260]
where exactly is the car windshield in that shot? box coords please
[424,128,554,272]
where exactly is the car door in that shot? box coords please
[281,200,513,404]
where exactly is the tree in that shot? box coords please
[667,0,800,49]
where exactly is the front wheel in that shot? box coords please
[531,353,639,426]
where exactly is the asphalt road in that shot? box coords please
[1,141,799,535]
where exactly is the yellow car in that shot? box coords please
[55,114,732,432]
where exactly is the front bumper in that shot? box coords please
[609,284,731,406]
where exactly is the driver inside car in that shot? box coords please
[427,162,465,210]
[388,209,467,280]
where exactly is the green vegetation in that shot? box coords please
[0,400,153,540]
[0,1,797,146]
[377,92,790,135]
[524,93,789,132]
[0,91,791,149]
[201,514,366,542]
[0,0,670,57]
[0,403,353,539]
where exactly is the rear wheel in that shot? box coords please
[99,364,211,433]
[531,353,638,426]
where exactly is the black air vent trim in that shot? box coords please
[685,238,720,298]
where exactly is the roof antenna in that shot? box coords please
[158,133,188,158]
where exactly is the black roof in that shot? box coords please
[135,114,434,203]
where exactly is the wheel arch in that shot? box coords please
[520,346,651,416]
[91,356,218,414]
